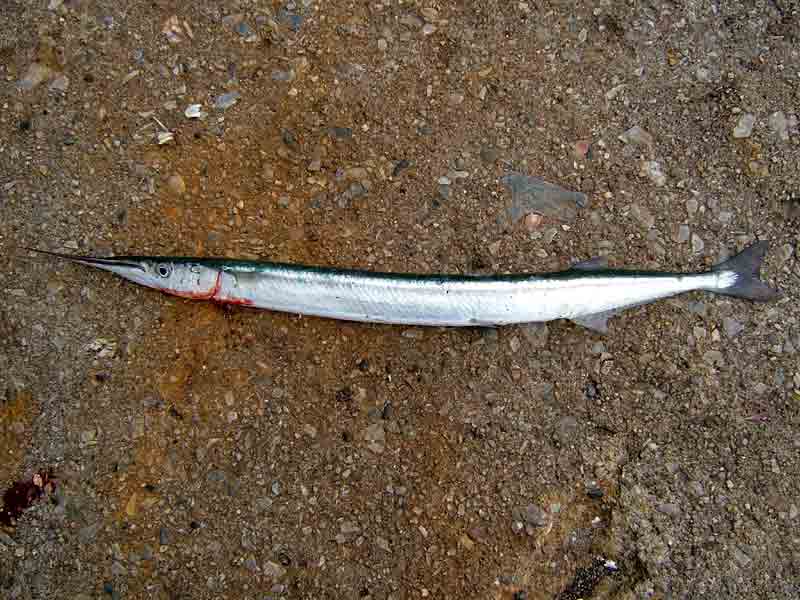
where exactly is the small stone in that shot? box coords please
[159,527,170,545]
[437,176,451,185]
[768,112,789,141]
[166,174,186,195]
[691,233,705,254]
[363,422,385,453]
[509,336,521,353]
[49,75,70,92]
[620,125,653,147]
[703,350,724,366]
[686,197,699,216]
[480,146,499,164]
[642,161,667,186]
[677,224,690,243]
[340,520,360,535]
[501,174,587,223]
[723,317,744,338]
[733,113,755,139]
[687,301,707,317]
[375,536,391,552]
[511,520,524,535]
[263,561,286,579]
[523,504,547,527]
[695,66,711,82]
[184,104,206,119]
[308,158,321,172]
[553,416,578,447]
[214,91,241,110]
[377,38,388,51]
[573,140,590,158]
[522,213,544,230]
[630,204,655,228]
[271,481,281,496]
[422,24,437,35]
[656,503,681,517]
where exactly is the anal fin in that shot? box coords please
[570,310,618,334]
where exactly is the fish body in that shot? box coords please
[28,242,778,331]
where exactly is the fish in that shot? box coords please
[26,242,778,332]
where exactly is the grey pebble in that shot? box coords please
[159,527,170,545]
[215,91,241,110]
[501,173,587,223]
[620,125,653,147]
[677,224,690,243]
[656,503,681,517]
[768,112,789,141]
[687,301,707,317]
[553,416,578,447]
[733,113,755,139]
[723,317,745,339]
[630,204,655,229]
[691,233,705,254]
[271,481,281,496]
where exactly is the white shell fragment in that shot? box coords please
[184,104,206,119]
[157,131,175,145]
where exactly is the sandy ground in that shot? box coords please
[1,1,799,598]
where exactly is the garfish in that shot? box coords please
[27,242,778,332]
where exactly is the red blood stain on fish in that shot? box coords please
[0,469,56,526]
[160,272,253,307]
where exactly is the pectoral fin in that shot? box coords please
[570,310,618,334]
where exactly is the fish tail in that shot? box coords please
[710,241,780,301]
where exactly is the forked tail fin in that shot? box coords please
[711,241,780,301]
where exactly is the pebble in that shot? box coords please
[166,174,186,195]
[0,531,15,547]
[691,233,705,254]
[501,173,587,223]
[686,197,699,216]
[677,224,690,243]
[620,125,653,147]
[214,91,241,110]
[375,536,391,552]
[184,104,206,119]
[656,503,681,517]
[703,350,724,366]
[363,422,385,453]
[553,416,578,447]
[522,503,547,527]
[723,317,744,338]
[263,561,287,579]
[733,113,755,139]
[49,75,70,92]
[642,160,667,186]
[422,24,437,35]
[630,204,655,228]
[437,176,451,185]
[159,527,170,545]
[768,112,789,141]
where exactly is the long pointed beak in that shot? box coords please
[24,247,147,273]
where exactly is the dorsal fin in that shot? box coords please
[572,256,609,271]
[570,309,618,334]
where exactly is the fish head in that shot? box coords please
[28,250,222,299]
[122,258,221,298]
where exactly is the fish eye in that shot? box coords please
[156,263,172,278]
